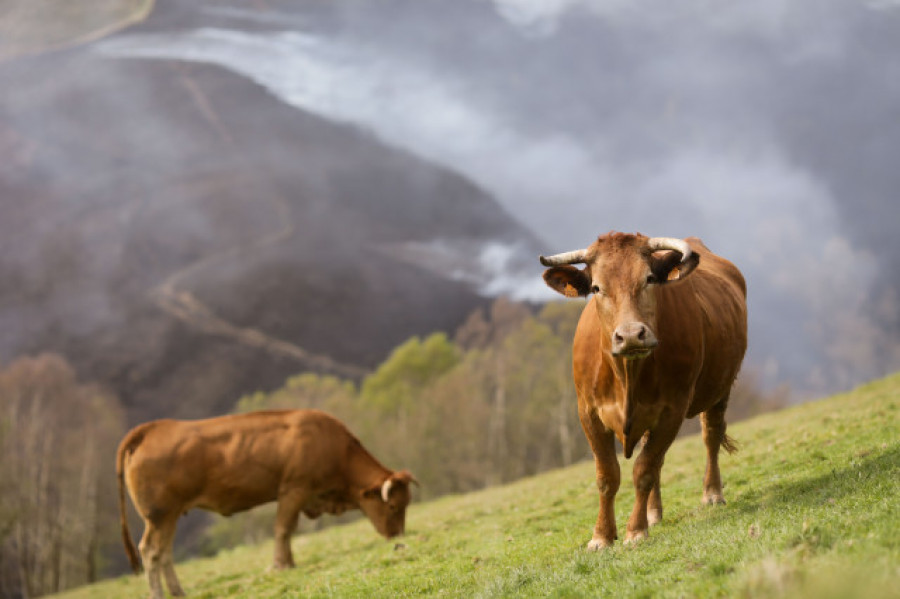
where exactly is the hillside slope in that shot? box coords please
[57,372,899,598]
[0,21,540,423]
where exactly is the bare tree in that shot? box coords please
[0,354,124,598]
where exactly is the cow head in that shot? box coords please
[540,233,699,359]
[359,470,418,538]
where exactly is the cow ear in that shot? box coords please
[543,266,591,297]
[394,470,419,487]
[378,471,419,501]
[650,250,700,283]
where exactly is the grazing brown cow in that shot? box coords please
[540,232,746,549]
[117,409,417,599]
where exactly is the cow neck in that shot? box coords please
[346,440,392,497]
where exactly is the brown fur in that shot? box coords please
[117,409,416,599]
[542,233,747,548]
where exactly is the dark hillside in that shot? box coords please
[0,41,539,423]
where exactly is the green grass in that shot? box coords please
[58,373,899,598]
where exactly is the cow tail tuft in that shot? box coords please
[721,433,739,455]
[117,428,144,574]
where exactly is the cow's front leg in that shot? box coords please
[580,407,620,550]
[273,491,304,569]
[626,417,680,544]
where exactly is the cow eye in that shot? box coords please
[646,274,658,285]
[591,285,603,295]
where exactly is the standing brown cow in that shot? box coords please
[117,409,417,599]
[540,232,747,549]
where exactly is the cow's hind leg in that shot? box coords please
[273,491,305,569]
[138,519,167,599]
[642,432,663,527]
[161,520,185,597]
[580,407,620,550]
[701,396,735,505]
[647,462,664,527]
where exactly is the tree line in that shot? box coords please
[0,354,124,599]
[0,299,787,596]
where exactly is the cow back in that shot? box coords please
[123,410,367,518]
[658,238,747,416]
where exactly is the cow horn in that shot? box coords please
[381,478,393,503]
[647,237,692,262]
[539,248,589,267]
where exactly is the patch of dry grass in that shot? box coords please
[0,0,153,61]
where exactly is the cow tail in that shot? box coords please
[721,433,739,455]
[117,426,145,574]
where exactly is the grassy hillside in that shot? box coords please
[58,373,898,598]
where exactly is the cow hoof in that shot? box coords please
[586,537,613,551]
[647,509,662,527]
[702,495,727,506]
[624,530,648,545]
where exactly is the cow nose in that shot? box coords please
[611,322,658,356]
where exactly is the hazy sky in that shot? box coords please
[97,0,900,394]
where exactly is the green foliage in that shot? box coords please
[54,372,900,599]
[236,373,356,416]
[360,332,460,414]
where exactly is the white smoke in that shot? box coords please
[378,238,553,301]
[95,0,900,393]
[96,26,598,233]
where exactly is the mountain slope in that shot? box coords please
[0,39,540,423]
[56,372,899,598]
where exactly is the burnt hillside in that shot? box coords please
[0,40,539,423]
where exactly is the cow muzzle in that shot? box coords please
[611,322,658,359]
